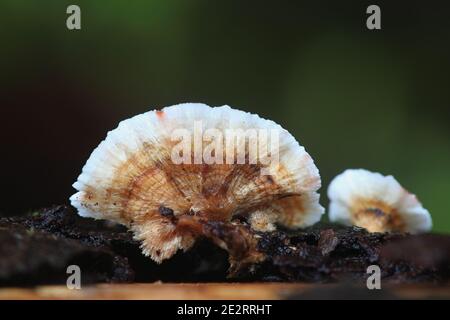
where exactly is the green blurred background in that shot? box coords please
[1,1,449,232]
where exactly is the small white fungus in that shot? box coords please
[327,169,432,234]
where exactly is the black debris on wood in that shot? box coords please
[0,206,229,287]
[0,205,448,287]
[244,223,449,283]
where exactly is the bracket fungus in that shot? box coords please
[70,103,324,271]
[327,169,432,234]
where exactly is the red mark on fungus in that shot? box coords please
[156,110,165,119]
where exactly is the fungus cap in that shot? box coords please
[70,103,324,262]
[327,169,432,234]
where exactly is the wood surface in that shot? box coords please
[0,283,449,300]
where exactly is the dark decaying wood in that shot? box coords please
[0,205,449,298]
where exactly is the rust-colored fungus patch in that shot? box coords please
[350,198,406,233]
[156,110,165,119]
